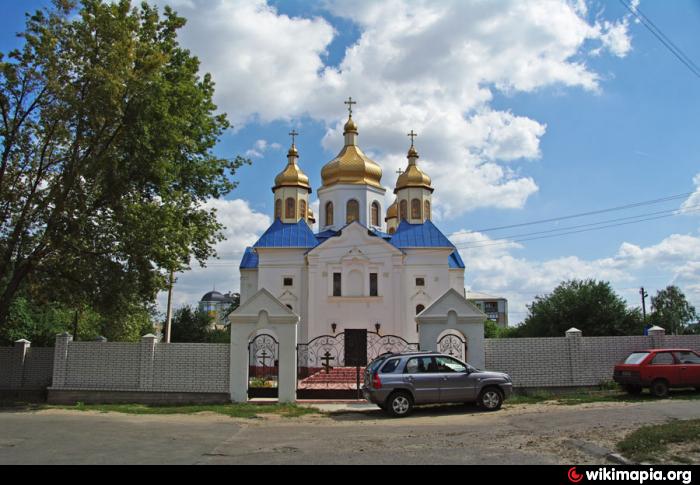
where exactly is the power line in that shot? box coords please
[472,192,692,233]
[619,0,700,79]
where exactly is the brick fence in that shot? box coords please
[485,329,700,388]
[0,339,54,401]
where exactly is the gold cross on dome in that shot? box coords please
[396,168,404,175]
[407,130,418,146]
[289,129,299,145]
[344,97,357,117]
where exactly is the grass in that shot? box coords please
[617,419,700,463]
[46,402,319,419]
[507,388,700,406]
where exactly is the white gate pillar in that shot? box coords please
[229,289,299,403]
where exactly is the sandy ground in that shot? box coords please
[0,400,698,464]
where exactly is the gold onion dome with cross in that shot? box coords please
[273,130,312,193]
[395,130,433,193]
[321,97,383,190]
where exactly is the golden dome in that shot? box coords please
[273,145,312,193]
[321,117,383,189]
[395,145,433,193]
[385,199,398,221]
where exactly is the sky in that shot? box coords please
[2,0,699,325]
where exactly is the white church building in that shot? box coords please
[238,101,483,345]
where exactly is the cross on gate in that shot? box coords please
[344,97,357,117]
[321,351,335,374]
[258,349,271,368]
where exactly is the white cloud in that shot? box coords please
[682,173,700,214]
[245,139,281,158]
[149,0,634,216]
[454,230,700,325]
[157,198,271,311]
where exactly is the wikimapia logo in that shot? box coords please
[567,467,693,484]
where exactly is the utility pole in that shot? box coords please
[164,269,175,343]
[640,287,649,322]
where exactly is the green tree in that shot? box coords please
[170,305,213,343]
[649,286,698,335]
[517,279,643,337]
[0,1,248,332]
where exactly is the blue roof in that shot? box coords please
[254,219,319,248]
[390,220,455,249]
[448,250,466,269]
[314,229,338,243]
[240,247,259,269]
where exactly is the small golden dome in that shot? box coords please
[308,207,316,223]
[321,116,383,189]
[395,145,433,193]
[273,148,311,193]
[385,199,398,221]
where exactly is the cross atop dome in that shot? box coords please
[289,129,299,145]
[407,130,418,147]
[344,96,357,117]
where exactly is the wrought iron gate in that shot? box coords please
[248,333,279,398]
[296,331,419,399]
[437,333,467,362]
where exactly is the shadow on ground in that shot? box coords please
[327,403,485,421]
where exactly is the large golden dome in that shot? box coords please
[395,145,433,193]
[273,145,312,193]
[321,117,383,190]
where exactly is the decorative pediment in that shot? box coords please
[340,247,371,264]
[229,288,299,325]
[278,290,298,302]
[410,289,432,302]
[416,288,486,321]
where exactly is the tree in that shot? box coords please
[649,286,698,335]
[0,1,248,331]
[170,305,214,343]
[517,279,643,337]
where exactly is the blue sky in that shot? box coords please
[3,1,699,324]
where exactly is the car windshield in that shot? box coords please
[367,356,389,373]
[624,352,649,365]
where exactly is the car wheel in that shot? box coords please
[651,379,669,398]
[624,385,642,395]
[478,387,503,411]
[386,391,413,418]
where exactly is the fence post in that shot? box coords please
[139,334,157,391]
[11,339,31,389]
[565,328,583,386]
[648,326,666,349]
[52,332,73,389]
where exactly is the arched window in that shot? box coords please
[424,200,431,221]
[299,200,307,222]
[275,199,282,220]
[285,197,296,219]
[371,201,380,227]
[416,304,426,315]
[346,199,360,224]
[411,199,422,220]
[399,200,408,221]
[325,201,334,227]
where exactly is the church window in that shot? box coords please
[415,277,425,287]
[275,199,282,220]
[416,304,425,315]
[299,200,307,222]
[325,202,334,226]
[411,199,422,220]
[333,273,342,297]
[283,277,293,287]
[424,200,431,221]
[346,199,360,224]
[399,200,408,221]
[285,198,296,219]
[371,202,380,227]
[369,273,378,297]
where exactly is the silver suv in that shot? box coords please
[362,352,513,417]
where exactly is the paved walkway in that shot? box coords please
[0,400,698,464]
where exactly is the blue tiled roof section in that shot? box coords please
[254,219,319,248]
[448,250,465,269]
[315,229,338,243]
[370,228,393,241]
[239,247,259,269]
[390,220,455,248]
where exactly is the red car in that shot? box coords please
[613,348,700,397]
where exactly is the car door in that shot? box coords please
[434,356,476,402]
[648,351,680,386]
[403,356,442,404]
[674,351,700,387]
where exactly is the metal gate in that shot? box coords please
[248,333,279,398]
[296,331,419,399]
[437,333,467,362]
